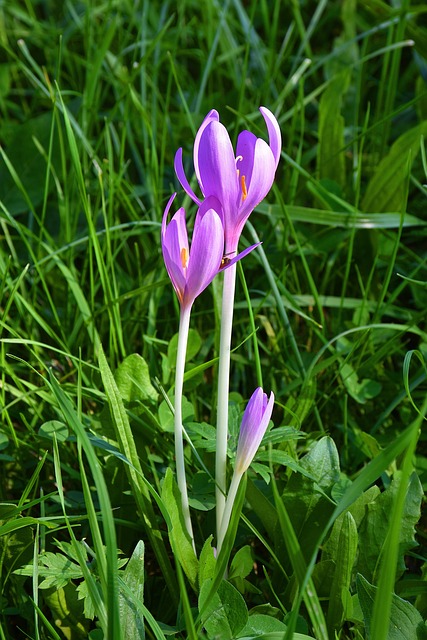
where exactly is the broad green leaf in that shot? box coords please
[0,112,60,215]
[317,71,350,187]
[280,437,339,568]
[356,472,422,582]
[273,479,328,640]
[188,471,215,511]
[229,546,254,592]
[339,362,382,404]
[198,536,216,587]
[158,395,194,433]
[323,485,379,560]
[0,432,9,450]
[246,478,278,533]
[43,583,89,639]
[357,574,427,639]
[199,579,248,639]
[0,518,33,575]
[161,468,198,589]
[168,328,202,364]
[119,540,145,640]
[326,512,358,634]
[361,121,427,213]
[39,420,69,442]
[114,353,158,404]
[238,613,288,636]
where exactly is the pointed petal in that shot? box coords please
[174,148,201,205]
[196,120,240,217]
[161,192,177,238]
[235,388,274,474]
[260,106,281,167]
[219,242,261,270]
[184,208,224,306]
[237,137,276,225]
[194,195,224,231]
[194,109,219,185]
[235,130,258,192]
[162,202,189,302]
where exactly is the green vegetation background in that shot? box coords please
[0,0,426,638]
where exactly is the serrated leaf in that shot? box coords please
[16,553,83,589]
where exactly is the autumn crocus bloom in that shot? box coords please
[217,387,274,552]
[234,387,275,474]
[174,107,281,253]
[162,192,227,550]
[161,193,225,310]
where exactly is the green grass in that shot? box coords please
[0,0,427,638]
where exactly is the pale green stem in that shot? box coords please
[216,262,237,540]
[174,304,195,551]
[217,468,243,553]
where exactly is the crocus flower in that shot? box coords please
[161,193,225,310]
[174,107,281,253]
[162,193,260,309]
[234,387,275,474]
[217,386,274,552]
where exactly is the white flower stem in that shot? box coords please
[215,262,237,540]
[217,469,243,553]
[174,304,195,551]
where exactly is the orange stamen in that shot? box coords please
[181,247,188,269]
[241,175,248,201]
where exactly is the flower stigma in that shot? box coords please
[180,247,188,269]
[240,174,248,201]
[235,155,247,202]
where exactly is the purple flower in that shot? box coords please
[235,387,274,474]
[174,107,281,253]
[161,193,225,309]
[162,194,261,308]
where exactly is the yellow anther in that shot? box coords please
[241,175,248,201]
[180,247,188,269]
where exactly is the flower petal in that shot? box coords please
[184,207,224,306]
[196,120,240,217]
[174,148,201,205]
[235,388,274,474]
[219,242,261,271]
[260,106,281,167]
[194,109,219,186]
[237,137,276,225]
[162,207,188,302]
